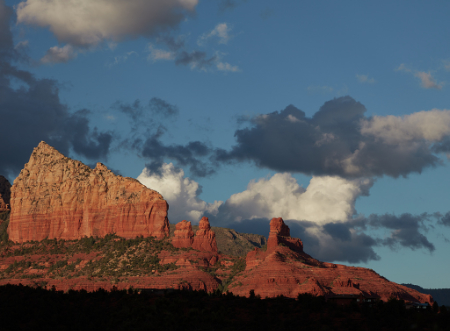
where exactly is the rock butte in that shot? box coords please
[172,217,218,253]
[8,141,170,243]
[0,175,11,212]
[192,217,218,253]
[172,220,194,248]
[228,218,433,304]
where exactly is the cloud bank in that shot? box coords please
[216,96,450,178]
[138,162,445,263]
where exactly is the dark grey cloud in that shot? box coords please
[114,97,178,124]
[149,97,179,117]
[138,128,215,178]
[440,212,450,226]
[0,2,113,179]
[175,50,217,70]
[215,96,444,178]
[367,213,435,252]
[114,99,144,123]
[217,0,247,12]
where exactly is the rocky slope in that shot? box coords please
[0,176,11,212]
[8,142,169,243]
[227,218,434,304]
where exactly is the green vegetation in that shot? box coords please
[0,234,181,280]
[217,257,246,293]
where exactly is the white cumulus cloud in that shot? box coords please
[137,163,222,223]
[361,109,450,144]
[223,174,372,224]
[137,163,373,227]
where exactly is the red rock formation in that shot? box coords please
[172,220,194,248]
[228,219,433,305]
[267,217,303,252]
[192,217,218,253]
[0,176,11,212]
[8,141,170,243]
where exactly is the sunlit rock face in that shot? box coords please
[267,217,303,252]
[8,141,170,243]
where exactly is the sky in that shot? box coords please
[1,0,450,289]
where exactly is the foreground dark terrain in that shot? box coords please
[0,285,449,331]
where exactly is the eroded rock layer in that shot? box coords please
[8,142,169,243]
[0,176,11,212]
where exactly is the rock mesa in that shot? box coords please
[0,176,11,212]
[8,141,170,243]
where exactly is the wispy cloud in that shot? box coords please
[40,45,77,64]
[147,44,175,62]
[396,63,443,90]
[356,74,375,84]
[106,51,138,67]
[415,71,443,89]
[198,23,232,45]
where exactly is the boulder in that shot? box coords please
[192,217,218,253]
[8,141,170,243]
[172,220,194,248]
[0,176,11,212]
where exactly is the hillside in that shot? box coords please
[402,284,450,307]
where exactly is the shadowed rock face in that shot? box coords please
[172,220,194,248]
[192,217,218,253]
[8,141,170,243]
[0,176,11,212]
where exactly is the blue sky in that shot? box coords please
[1,0,450,288]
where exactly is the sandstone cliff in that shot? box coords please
[0,176,11,212]
[8,141,169,243]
